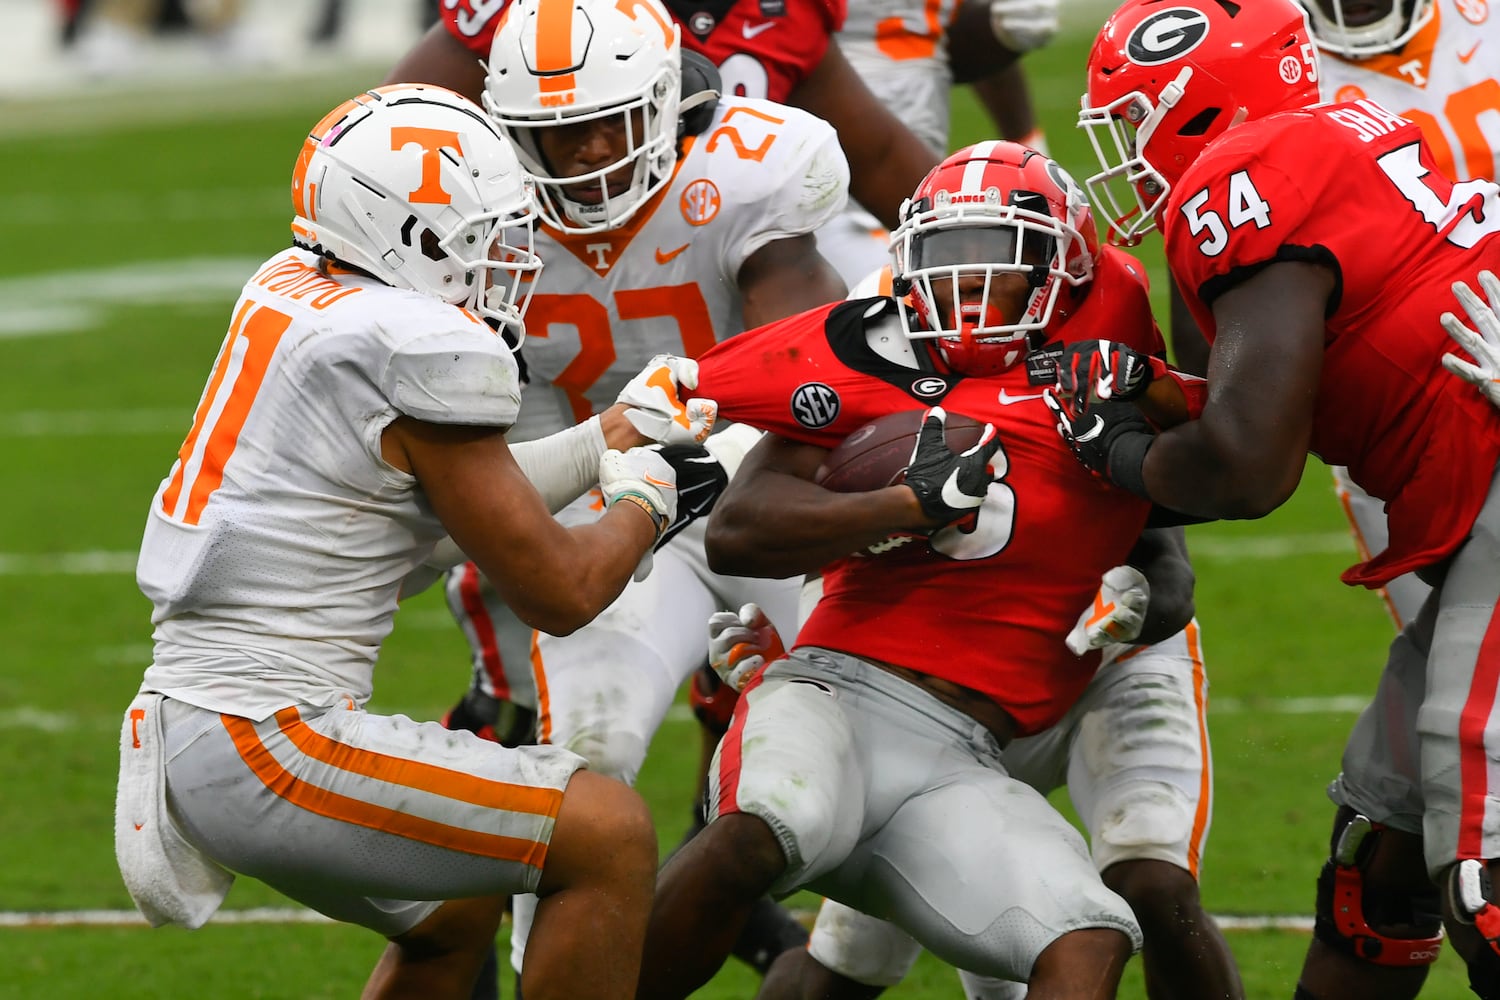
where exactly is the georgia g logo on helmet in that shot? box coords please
[1125,7,1210,66]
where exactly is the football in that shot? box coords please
[814,409,987,493]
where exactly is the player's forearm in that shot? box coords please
[1143,418,1304,520]
[1127,527,1195,644]
[705,476,928,578]
[481,510,656,635]
[508,415,615,514]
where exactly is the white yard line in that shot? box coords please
[0,907,1311,931]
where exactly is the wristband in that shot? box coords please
[611,491,669,542]
[1106,431,1154,501]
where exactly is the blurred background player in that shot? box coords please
[114,83,716,1000]
[816,0,1063,285]
[637,139,1176,1000]
[1069,0,1500,996]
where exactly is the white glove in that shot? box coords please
[1442,269,1500,410]
[617,354,718,445]
[1066,565,1150,656]
[599,447,678,580]
[707,602,786,692]
[989,0,1059,53]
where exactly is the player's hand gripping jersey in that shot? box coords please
[1164,100,1500,588]
[441,0,844,104]
[510,95,848,440]
[136,249,522,719]
[695,245,1161,734]
[1317,1,1500,183]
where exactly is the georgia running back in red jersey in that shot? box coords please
[1164,99,1500,589]
[695,245,1163,735]
[439,0,844,104]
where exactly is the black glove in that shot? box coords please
[1056,339,1157,414]
[654,442,728,550]
[904,406,1001,527]
[1044,392,1156,499]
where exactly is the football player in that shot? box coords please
[634,140,1204,999]
[384,0,940,261]
[114,84,716,1000]
[1167,0,1500,636]
[396,0,854,988]
[1066,0,1500,996]
[817,0,1062,285]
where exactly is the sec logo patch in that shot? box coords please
[791,382,840,429]
[681,179,721,226]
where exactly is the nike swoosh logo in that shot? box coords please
[939,469,979,511]
[1075,414,1106,443]
[742,21,776,38]
[998,389,1048,405]
[654,243,690,265]
[679,483,719,518]
[1459,42,1481,63]
[644,474,674,488]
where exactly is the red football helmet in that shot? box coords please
[1078,0,1322,246]
[890,140,1098,377]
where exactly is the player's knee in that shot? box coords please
[392,895,509,959]
[1312,807,1442,968]
[1091,778,1195,865]
[542,771,656,894]
[697,812,790,896]
[1101,858,1202,927]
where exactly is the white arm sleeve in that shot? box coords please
[398,415,610,599]
[509,414,609,512]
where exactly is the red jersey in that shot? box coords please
[439,0,843,104]
[1164,100,1500,588]
[695,247,1160,735]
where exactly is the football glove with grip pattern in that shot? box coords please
[599,447,677,580]
[904,406,1002,526]
[654,442,728,551]
[616,354,718,445]
[1442,270,1500,411]
[707,602,786,693]
[1056,339,1160,414]
[1044,392,1155,499]
[1066,565,1151,655]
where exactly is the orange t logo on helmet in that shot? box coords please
[390,127,464,205]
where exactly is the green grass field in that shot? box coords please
[0,13,1478,999]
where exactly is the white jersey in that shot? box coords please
[1318,0,1500,181]
[836,0,961,155]
[511,96,849,441]
[137,248,523,719]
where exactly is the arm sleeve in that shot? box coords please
[509,415,609,512]
[398,414,609,599]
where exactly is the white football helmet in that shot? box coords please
[1295,0,1434,59]
[290,84,542,336]
[482,0,683,234]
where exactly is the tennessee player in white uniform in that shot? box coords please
[115,85,712,1000]
[432,0,852,978]
[1301,0,1500,631]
